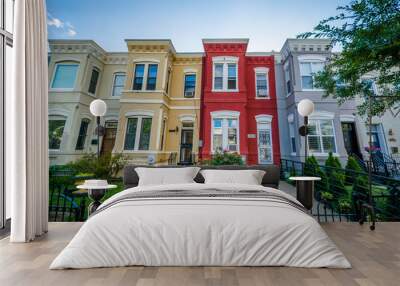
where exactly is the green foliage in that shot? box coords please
[338,198,352,212]
[325,152,346,201]
[344,156,364,185]
[67,153,127,180]
[304,155,329,196]
[321,191,334,201]
[203,152,244,166]
[298,0,400,116]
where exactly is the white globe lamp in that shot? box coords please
[90,99,107,117]
[297,99,314,117]
[90,99,107,158]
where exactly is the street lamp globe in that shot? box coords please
[297,99,315,117]
[90,99,107,117]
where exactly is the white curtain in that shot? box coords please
[8,0,49,242]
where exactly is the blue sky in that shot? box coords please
[46,0,350,52]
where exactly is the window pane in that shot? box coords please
[146,64,158,90]
[300,62,311,76]
[51,64,79,89]
[88,69,100,94]
[133,64,144,90]
[322,136,336,153]
[308,121,318,135]
[320,120,334,135]
[49,120,66,150]
[312,62,324,73]
[124,118,138,150]
[184,74,196,97]
[227,63,236,90]
[256,73,268,97]
[302,76,313,89]
[112,73,126,96]
[213,119,222,128]
[139,118,152,150]
[308,136,321,153]
[75,119,90,150]
[214,64,223,90]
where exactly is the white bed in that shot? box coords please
[50,183,351,269]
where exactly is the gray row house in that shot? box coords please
[276,38,400,173]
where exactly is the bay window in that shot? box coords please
[212,57,238,91]
[51,63,79,89]
[212,113,239,153]
[132,63,158,91]
[124,116,152,151]
[284,64,292,95]
[308,119,336,154]
[299,60,324,90]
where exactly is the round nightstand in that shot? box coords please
[77,180,117,215]
[289,177,321,210]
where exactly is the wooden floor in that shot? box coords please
[0,222,399,286]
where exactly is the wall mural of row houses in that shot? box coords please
[48,38,400,167]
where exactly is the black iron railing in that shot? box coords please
[280,159,400,222]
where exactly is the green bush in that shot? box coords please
[344,156,363,185]
[203,152,244,166]
[67,153,127,180]
[325,152,345,201]
[304,155,329,198]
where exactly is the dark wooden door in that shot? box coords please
[180,129,193,164]
[101,122,117,155]
[341,122,361,157]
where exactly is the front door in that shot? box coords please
[180,129,193,165]
[101,121,118,155]
[341,122,361,157]
[258,124,273,164]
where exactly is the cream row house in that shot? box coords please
[48,39,202,165]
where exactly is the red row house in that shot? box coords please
[199,39,280,165]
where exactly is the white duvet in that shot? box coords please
[50,183,351,269]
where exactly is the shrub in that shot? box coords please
[304,155,329,199]
[344,156,363,185]
[67,152,127,180]
[325,152,345,201]
[203,151,244,166]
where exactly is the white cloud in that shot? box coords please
[47,13,77,37]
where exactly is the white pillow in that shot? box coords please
[136,167,200,186]
[200,169,265,185]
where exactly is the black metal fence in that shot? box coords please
[280,159,400,222]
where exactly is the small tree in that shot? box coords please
[344,156,364,185]
[67,152,127,180]
[298,0,400,116]
[203,151,244,166]
[325,152,345,201]
[304,155,329,199]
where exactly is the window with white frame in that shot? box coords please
[51,63,79,89]
[284,63,292,95]
[257,122,273,164]
[254,68,269,98]
[212,57,238,91]
[299,60,324,90]
[132,63,158,91]
[124,116,152,150]
[112,72,126,97]
[184,73,196,98]
[49,117,67,150]
[307,119,336,154]
[212,112,239,152]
